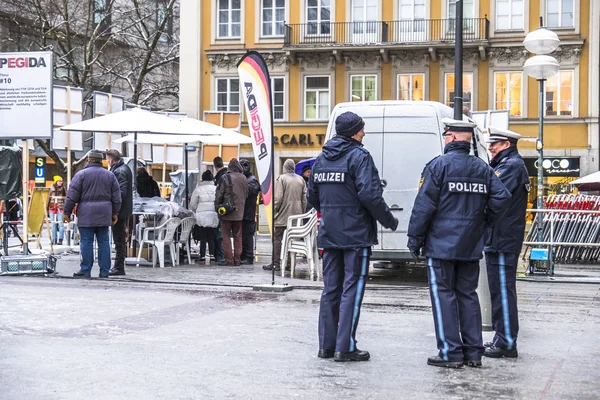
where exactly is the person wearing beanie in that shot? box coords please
[239,159,261,265]
[308,111,399,362]
[214,158,248,265]
[63,149,122,278]
[190,170,219,263]
[49,175,67,245]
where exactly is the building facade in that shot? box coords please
[180,0,599,197]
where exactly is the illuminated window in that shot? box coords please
[494,72,522,117]
[218,0,241,38]
[307,0,331,35]
[445,73,474,112]
[216,78,240,112]
[397,74,425,101]
[496,0,524,30]
[545,70,574,116]
[304,76,330,120]
[262,0,285,36]
[547,0,574,28]
[351,75,377,102]
[271,77,285,120]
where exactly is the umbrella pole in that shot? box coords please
[184,143,189,209]
[132,131,138,260]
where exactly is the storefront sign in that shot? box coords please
[273,133,326,146]
[525,158,580,177]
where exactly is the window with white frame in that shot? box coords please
[216,78,240,112]
[307,0,331,35]
[496,0,524,30]
[304,76,330,119]
[445,73,474,111]
[271,77,285,120]
[262,0,285,36]
[546,0,574,28]
[545,70,574,116]
[448,0,474,19]
[218,0,241,38]
[351,75,377,102]
[397,74,425,101]
[494,72,522,117]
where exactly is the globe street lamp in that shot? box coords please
[523,21,560,254]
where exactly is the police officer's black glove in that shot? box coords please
[390,217,399,232]
[409,247,421,261]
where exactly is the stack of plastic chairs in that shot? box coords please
[138,217,181,268]
[280,209,319,279]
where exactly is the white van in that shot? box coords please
[324,101,489,264]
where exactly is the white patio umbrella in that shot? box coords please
[571,171,600,192]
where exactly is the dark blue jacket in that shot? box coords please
[307,136,397,249]
[64,162,122,228]
[407,141,511,261]
[484,147,529,254]
[110,159,133,219]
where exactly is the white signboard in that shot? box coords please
[152,145,184,165]
[471,110,510,132]
[92,91,125,150]
[52,86,84,151]
[127,142,153,162]
[0,51,53,139]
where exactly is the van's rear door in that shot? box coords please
[380,105,443,251]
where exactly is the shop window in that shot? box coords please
[350,75,377,102]
[545,70,573,117]
[546,0,574,28]
[398,74,425,101]
[307,0,331,35]
[218,0,242,38]
[304,76,330,120]
[271,77,285,120]
[445,73,474,112]
[496,0,524,30]
[262,0,285,36]
[216,78,240,112]
[494,72,522,117]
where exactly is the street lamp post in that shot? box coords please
[523,20,560,265]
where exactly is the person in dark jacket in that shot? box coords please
[106,149,133,276]
[239,159,260,265]
[483,127,529,359]
[213,156,228,262]
[301,165,314,212]
[136,167,161,198]
[308,111,398,363]
[215,158,248,266]
[213,156,228,187]
[64,150,121,278]
[407,118,511,369]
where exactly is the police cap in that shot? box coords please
[441,117,477,133]
[487,126,521,144]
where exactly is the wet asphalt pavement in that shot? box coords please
[1,238,600,399]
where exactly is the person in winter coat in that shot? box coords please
[106,149,133,276]
[262,159,307,272]
[136,167,161,198]
[49,175,67,245]
[190,170,219,263]
[63,150,121,278]
[213,156,228,262]
[240,159,261,264]
[214,158,248,266]
[308,112,398,362]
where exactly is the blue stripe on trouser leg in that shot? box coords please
[428,257,449,361]
[498,252,514,349]
[349,247,369,352]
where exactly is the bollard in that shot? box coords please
[477,257,493,331]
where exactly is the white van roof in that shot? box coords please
[332,100,454,116]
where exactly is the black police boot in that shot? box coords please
[483,345,518,358]
[317,349,334,359]
[334,349,370,362]
[463,359,483,368]
[484,341,494,348]
[73,271,91,279]
[427,356,464,368]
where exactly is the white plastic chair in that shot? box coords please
[138,217,181,268]
[280,209,320,278]
[175,217,196,266]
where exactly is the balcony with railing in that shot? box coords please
[284,18,489,48]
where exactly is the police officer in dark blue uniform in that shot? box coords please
[407,118,511,368]
[483,127,529,359]
[308,111,398,362]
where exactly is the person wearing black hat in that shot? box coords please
[407,118,511,369]
[308,111,399,362]
[239,159,260,264]
[483,127,529,359]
